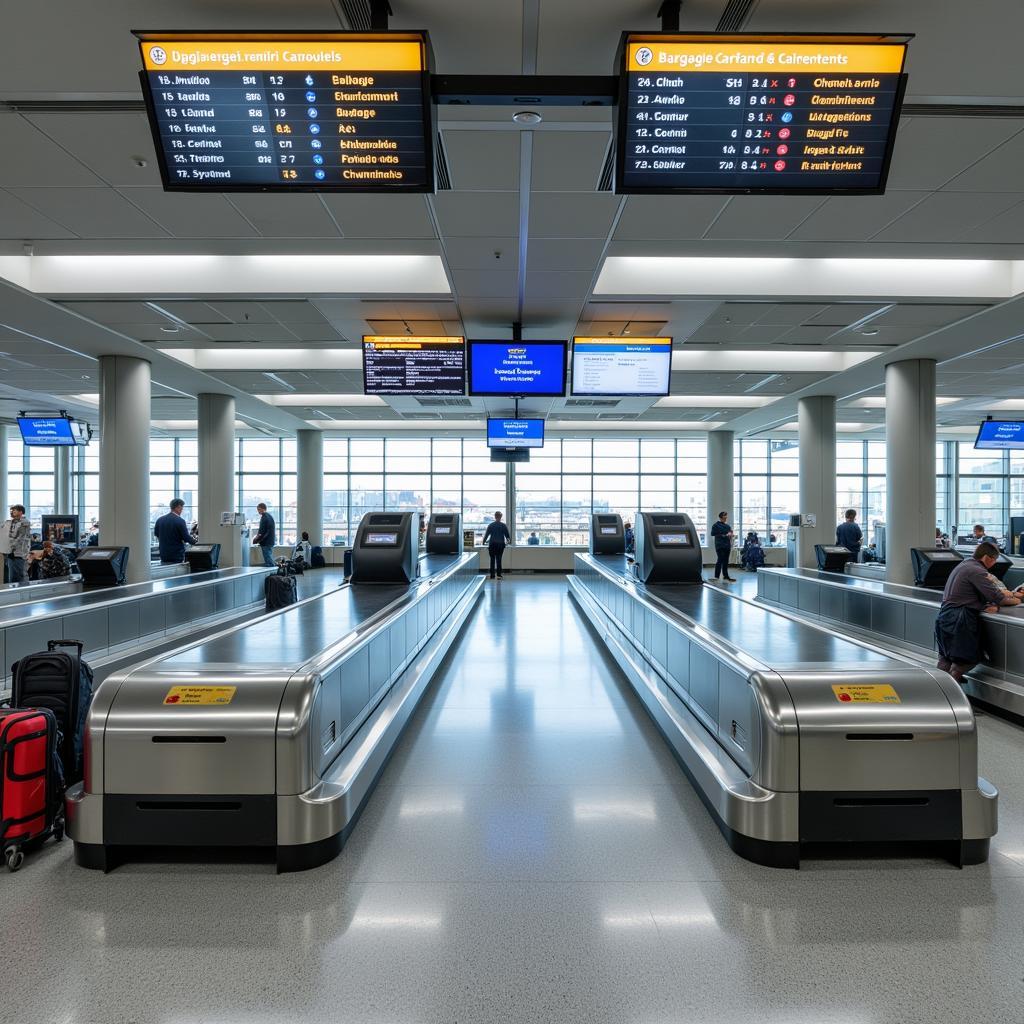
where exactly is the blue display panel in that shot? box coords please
[975,421,1024,450]
[17,417,78,446]
[468,342,567,396]
[487,418,545,449]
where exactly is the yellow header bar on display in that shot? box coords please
[365,336,464,349]
[626,38,906,75]
[141,38,424,73]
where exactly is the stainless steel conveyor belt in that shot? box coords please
[0,565,276,680]
[569,554,997,868]
[66,553,482,872]
[756,565,1024,719]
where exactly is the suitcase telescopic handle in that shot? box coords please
[47,639,84,655]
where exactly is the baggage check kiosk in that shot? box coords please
[589,514,624,556]
[351,512,420,585]
[426,513,463,555]
[569,514,996,868]
[66,545,482,872]
[634,512,703,584]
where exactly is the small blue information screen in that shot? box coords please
[487,418,545,449]
[468,341,566,396]
[975,421,1024,450]
[17,417,77,446]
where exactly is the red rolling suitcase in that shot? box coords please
[0,708,65,872]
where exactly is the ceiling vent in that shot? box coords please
[717,0,760,32]
[435,132,453,190]
[565,398,619,408]
[337,0,372,30]
[597,141,614,192]
[417,397,472,408]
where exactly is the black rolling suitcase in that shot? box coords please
[10,639,93,786]
[264,573,297,611]
[343,548,353,579]
[310,545,325,569]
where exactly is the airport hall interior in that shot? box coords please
[2,1,1024,1022]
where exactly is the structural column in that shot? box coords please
[885,359,937,585]
[54,445,71,514]
[198,393,238,567]
[797,395,837,568]
[296,429,323,546]
[0,425,7,519]
[706,430,734,550]
[99,355,151,583]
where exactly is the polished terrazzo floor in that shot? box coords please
[3,574,1024,1023]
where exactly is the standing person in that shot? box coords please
[253,502,276,567]
[2,505,32,584]
[153,498,191,565]
[482,511,510,580]
[710,511,735,583]
[624,521,635,557]
[935,542,1020,684]
[836,509,863,561]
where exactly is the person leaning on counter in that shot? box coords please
[935,541,1023,685]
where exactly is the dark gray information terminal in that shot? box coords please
[74,546,130,587]
[426,512,463,555]
[911,547,963,589]
[351,512,420,584]
[590,513,625,556]
[634,512,703,584]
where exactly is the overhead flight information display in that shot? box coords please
[616,33,909,194]
[363,336,465,395]
[135,31,433,192]
[572,336,673,396]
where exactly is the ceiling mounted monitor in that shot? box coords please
[362,335,465,395]
[467,341,567,397]
[134,31,434,192]
[571,336,673,397]
[615,32,910,195]
[487,418,545,449]
[975,421,1024,450]
[17,417,88,447]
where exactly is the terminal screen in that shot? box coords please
[600,527,618,536]
[136,32,433,192]
[657,533,690,545]
[363,336,465,395]
[433,526,451,535]
[487,418,545,449]
[17,417,78,447]
[469,342,567,396]
[616,34,908,194]
[928,552,958,560]
[572,337,672,396]
[975,420,1024,450]
[365,532,398,545]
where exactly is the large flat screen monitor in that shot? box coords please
[362,335,465,395]
[487,418,545,449]
[468,341,567,397]
[615,33,909,195]
[975,421,1024,450]
[135,31,434,192]
[17,417,81,447]
[571,336,673,396]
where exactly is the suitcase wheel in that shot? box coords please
[5,845,25,872]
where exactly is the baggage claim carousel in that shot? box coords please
[67,513,482,872]
[569,513,997,868]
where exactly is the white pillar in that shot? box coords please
[54,445,72,514]
[198,393,238,567]
[0,425,8,520]
[886,359,937,585]
[99,355,151,583]
[706,430,734,549]
[297,429,323,547]
[798,395,837,568]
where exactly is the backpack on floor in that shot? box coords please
[310,546,325,569]
[10,639,93,786]
[265,573,297,611]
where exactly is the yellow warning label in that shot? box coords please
[832,684,900,704]
[163,685,237,706]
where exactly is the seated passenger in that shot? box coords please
[33,541,72,580]
[293,531,312,565]
[935,542,1021,685]
[971,523,1000,548]
[745,538,765,572]
[624,521,635,556]
[527,531,540,545]
[739,531,759,569]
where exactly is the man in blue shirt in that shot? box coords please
[710,511,735,582]
[836,509,863,561]
[482,511,510,580]
[253,503,276,567]
[153,498,191,564]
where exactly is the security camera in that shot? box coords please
[132,156,148,168]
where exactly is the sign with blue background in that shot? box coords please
[469,341,566,396]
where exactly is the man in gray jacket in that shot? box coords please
[1,505,32,584]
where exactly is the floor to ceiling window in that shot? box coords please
[6,433,55,529]
[237,437,297,545]
[733,439,799,544]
